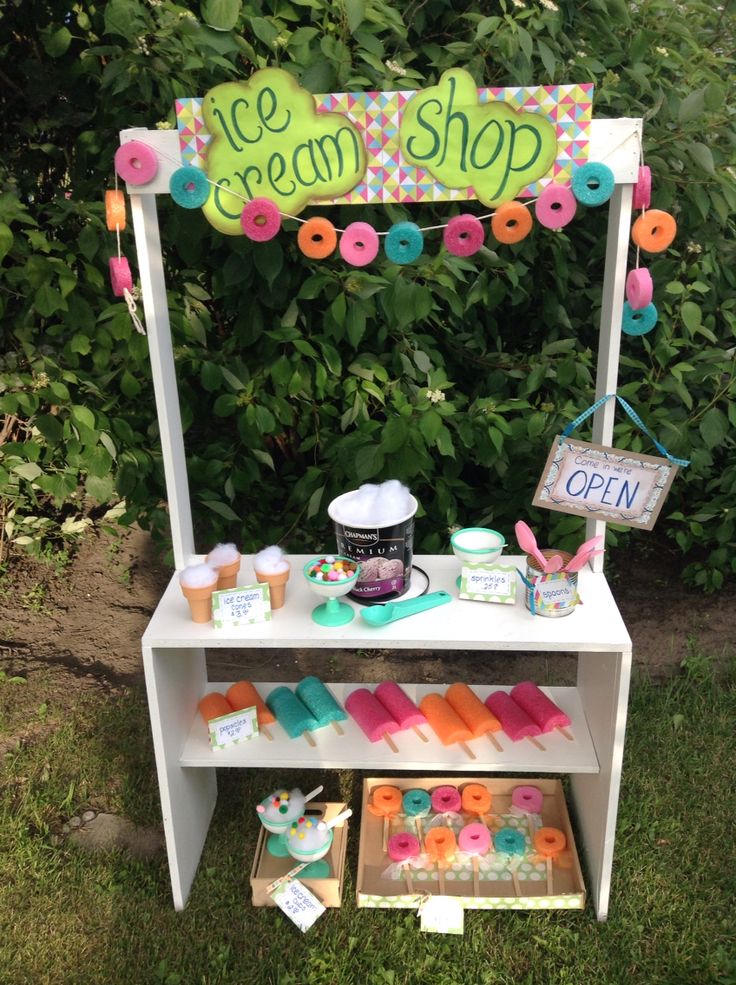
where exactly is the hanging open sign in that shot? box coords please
[533,436,678,530]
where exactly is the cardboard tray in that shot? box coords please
[356,777,586,911]
[250,801,348,907]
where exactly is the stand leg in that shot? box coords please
[143,645,216,910]
[569,648,632,921]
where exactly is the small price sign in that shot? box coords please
[208,706,258,750]
[459,564,517,604]
[270,879,325,933]
[419,896,465,935]
[212,584,271,628]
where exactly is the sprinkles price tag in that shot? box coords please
[459,564,517,604]
[212,584,271,628]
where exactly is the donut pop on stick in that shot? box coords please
[296,676,347,736]
[493,827,526,896]
[402,789,431,841]
[266,686,318,746]
[485,691,545,751]
[533,827,567,894]
[461,783,494,829]
[387,832,422,893]
[446,683,504,752]
[369,785,403,852]
[511,785,544,842]
[374,681,428,742]
[226,681,275,741]
[458,822,491,896]
[510,681,573,740]
[344,688,400,752]
[418,693,476,760]
[424,826,457,894]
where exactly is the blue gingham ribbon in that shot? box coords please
[560,394,690,468]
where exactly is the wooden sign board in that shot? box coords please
[533,436,678,530]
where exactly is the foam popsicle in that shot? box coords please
[198,692,232,724]
[226,680,275,740]
[533,826,567,894]
[418,693,476,760]
[485,691,545,751]
[461,783,494,829]
[510,681,573,740]
[424,826,456,894]
[345,688,400,752]
[446,682,504,752]
[387,832,421,893]
[296,676,347,735]
[402,788,431,841]
[374,681,428,741]
[493,826,526,895]
[511,784,544,842]
[458,822,491,896]
[266,686,318,746]
[368,785,403,851]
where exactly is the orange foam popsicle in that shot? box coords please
[198,692,232,724]
[425,826,457,864]
[419,693,475,759]
[446,683,504,751]
[226,681,276,725]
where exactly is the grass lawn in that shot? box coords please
[1,652,734,985]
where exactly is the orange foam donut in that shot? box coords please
[368,785,403,818]
[631,209,677,253]
[533,826,567,857]
[425,826,457,863]
[491,201,532,244]
[105,189,126,232]
[298,217,337,259]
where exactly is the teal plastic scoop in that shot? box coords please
[360,591,452,627]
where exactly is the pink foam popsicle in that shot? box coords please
[510,681,573,740]
[458,822,490,896]
[374,681,428,742]
[345,688,400,752]
[485,691,545,751]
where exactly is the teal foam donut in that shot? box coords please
[622,301,658,336]
[572,162,615,206]
[494,827,526,855]
[385,221,423,264]
[170,166,209,209]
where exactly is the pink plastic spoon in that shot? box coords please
[564,535,604,572]
[564,549,606,573]
[514,521,548,571]
[544,554,564,573]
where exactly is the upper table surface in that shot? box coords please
[142,554,631,652]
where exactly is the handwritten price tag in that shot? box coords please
[419,896,465,935]
[212,584,271,628]
[459,564,517,604]
[270,879,325,933]
[208,706,259,750]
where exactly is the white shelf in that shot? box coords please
[180,683,599,772]
[144,554,631,652]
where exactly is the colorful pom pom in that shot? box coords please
[631,209,677,253]
[625,268,653,310]
[622,301,658,336]
[339,221,379,266]
[170,166,209,209]
[632,166,651,211]
[109,256,133,297]
[297,217,337,259]
[535,184,576,229]
[114,140,158,185]
[385,221,423,264]
[105,190,126,232]
[491,201,533,244]
[240,198,281,241]
[444,215,484,256]
[571,162,615,207]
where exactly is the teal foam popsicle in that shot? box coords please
[295,676,347,730]
[266,686,318,740]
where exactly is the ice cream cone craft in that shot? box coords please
[445,683,504,752]
[461,783,494,828]
[402,788,431,840]
[418,693,476,760]
[369,785,403,852]
[387,832,422,893]
[226,681,275,740]
[265,686,318,746]
[510,681,573,740]
[205,542,241,590]
[533,827,567,894]
[253,545,291,609]
[424,826,457,894]
[295,676,347,735]
[344,688,400,752]
[373,681,428,741]
[179,563,218,622]
[458,822,491,897]
[485,691,546,751]
[493,826,527,896]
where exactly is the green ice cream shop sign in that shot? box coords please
[178,67,586,235]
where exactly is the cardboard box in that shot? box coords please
[250,801,348,907]
[356,777,585,911]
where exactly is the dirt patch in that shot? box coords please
[1,525,734,741]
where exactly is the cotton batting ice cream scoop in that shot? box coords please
[254,545,291,609]
[206,542,241,590]
[255,785,323,855]
[179,563,219,622]
[285,808,352,863]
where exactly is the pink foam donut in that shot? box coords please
[240,198,281,241]
[632,166,651,211]
[444,215,484,257]
[626,268,653,310]
[109,256,133,297]
[114,141,158,186]
[339,221,379,266]
[536,183,576,230]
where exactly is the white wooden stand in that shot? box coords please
[126,117,641,920]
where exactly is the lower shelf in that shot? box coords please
[179,683,599,773]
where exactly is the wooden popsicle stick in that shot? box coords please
[438,865,445,894]
[404,864,413,894]
[512,868,521,896]
[527,735,546,751]
[261,725,274,741]
[382,817,389,853]
[413,725,429,742]
[472,856,479,897]
[415,818,424,842]
[303,730,316,747]
[383,732,399,753]
[527,816,535,845]
[546,857,553,894]
[558,726,574,741]
[460,741,477,760]
[331,720,344,735]
[487,732,503,752]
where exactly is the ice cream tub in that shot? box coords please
[328,492,418,601]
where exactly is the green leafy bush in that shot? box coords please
[1,0,734,587]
